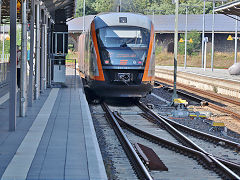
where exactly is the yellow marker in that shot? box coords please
[174,98,188,105]
[212,122,225,127]
[199,115,206,118]
[179,38,184,43]
[189,114,197,117]
[188,108,194,112]
[5,35,10,41]
[189,38,193,43]
[227,35,233,41]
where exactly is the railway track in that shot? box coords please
[101,102,153,180]
[98,101,240,179]
[155,77,240,121]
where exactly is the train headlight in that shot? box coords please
[104,60,110,64]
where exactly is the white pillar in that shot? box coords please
[35,3,40,99]
[20,0,28,116]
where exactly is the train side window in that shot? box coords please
[90,39,93,50]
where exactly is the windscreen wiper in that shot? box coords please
[120,38,135,47]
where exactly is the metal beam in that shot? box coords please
[35,3,40,99]
[211,1,215,71]
[28,0,35,107]
[40,11,45,93]
[47,19,52,87]
[9,0,17,131]
[201,1,206,68]
[234,16,238,63]
[172,0,179,101]
[44,17,48,90]
[20,0,27,116]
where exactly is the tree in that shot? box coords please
[121,0,151,13]
[93,0,115,13]
[75,0,235,16]
[75,0,97,17]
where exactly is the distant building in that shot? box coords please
[67,14,240,53]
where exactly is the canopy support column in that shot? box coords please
[9,0,17,131]
[28,0,35,106]
[35,2,40,99]
[20,0,28,116]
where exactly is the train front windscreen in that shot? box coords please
[96,26,150,66]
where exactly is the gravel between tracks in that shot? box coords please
[140,88,240,144]
[91,105,138,180]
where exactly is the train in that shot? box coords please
[78,12,155,98]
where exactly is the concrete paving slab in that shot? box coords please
[1,88,59,180]
[1,70,107,180]
[0,93,9,106]
[157,66,240,82]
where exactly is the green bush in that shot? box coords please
[178,31,201,56]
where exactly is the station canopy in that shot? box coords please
[215,0,240,17]
[1,0,76,23]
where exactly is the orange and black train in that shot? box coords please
[78,12,155,98]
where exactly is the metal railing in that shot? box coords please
[0,54,10,63]
[0,62,8,87]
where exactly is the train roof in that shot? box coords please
[68,14,240,33]
[93,13,152,30]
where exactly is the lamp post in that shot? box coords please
[234,16,238,64]
[119,0,121,12]
[172,0,179,102]
[211,0,215,71]
[83,0,85,32]
[202,0,226,70]
[201,0,206,68]
[180,5,199,69]
[2,24,4,61]
[144,9,163,25]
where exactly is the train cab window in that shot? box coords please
[96,26,150,66]
[97,27,150,48]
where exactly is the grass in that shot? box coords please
[156,51,238,69]
[67,48,236,69]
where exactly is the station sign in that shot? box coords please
[179,38,193,43]
[227,35,233,40]
[179,38,184,42]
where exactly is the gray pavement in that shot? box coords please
[156,66,240,82]
[0,68,107,180]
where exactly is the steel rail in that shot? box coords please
[113,112,214,166]
[208,102,240,120]
[155,77,240,121]
[141,103,240,172]
[155,77,240,106]
[140,106,240,150]
[101,102,153,180]
[140,113,240,171]
[137,102,240,179]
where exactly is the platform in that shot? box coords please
[0,68,107,180]
[156,66,240,82]
[155,66,240,99]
